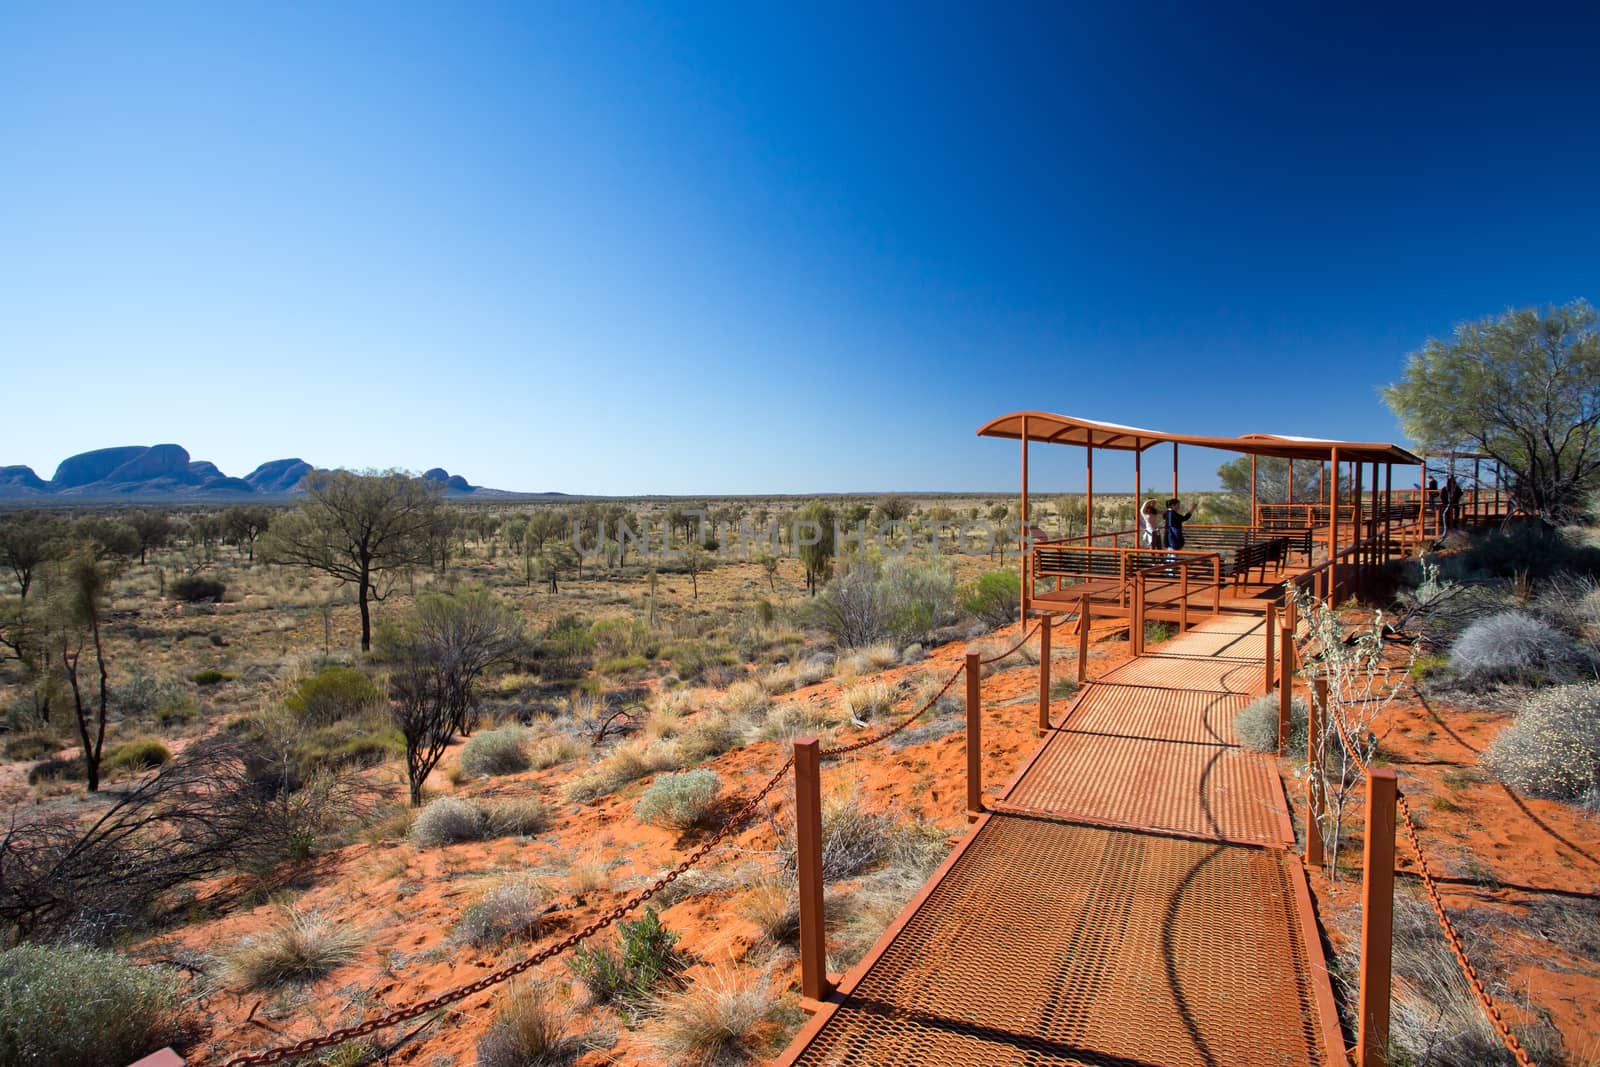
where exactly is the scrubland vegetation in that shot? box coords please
[0,485,1110,1065]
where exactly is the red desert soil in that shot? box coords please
[1300,660,1600,1061]
[156,619,1132,1067]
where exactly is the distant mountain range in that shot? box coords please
[0,444,541,501]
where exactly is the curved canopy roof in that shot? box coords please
[976,411,1420,465]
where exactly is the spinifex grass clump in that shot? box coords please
[1447,612,1589,685]
[458,725,531,778]
[0,944,180,1066]
[1231,693,1307,753]
[634,769,722,829]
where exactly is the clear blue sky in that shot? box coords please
[3,2,1597,495]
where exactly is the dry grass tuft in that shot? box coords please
[719,680,770,719]
[456,877,551,946]
[225,908,364,987]
[841,682,894,723]
[645,967,779,1066]
[530,733,591,771]
[476,977,585,1067]
[739,877,799,944]
[562,739,679,802]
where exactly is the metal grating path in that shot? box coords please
[779,617,1336,1067]
[787,816,1327,1066]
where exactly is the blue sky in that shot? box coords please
[2,2,1597,495]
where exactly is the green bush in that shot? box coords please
[805,557,958,648]
[285,665,381,725]
[1232,694,1307,753]
[1482,683,1600,801]
[634,770,721,829]
[458,727,532,778]
[411,796,550,846]
[295,718,405,771]
[569,908,686,1012]
[105,737,173,774]
[169,575,226,602]
[961,570,1022,628]
[191,668,232,687]
[0,943,180,1066]
[597,654,652,677]
[591,617,655,659]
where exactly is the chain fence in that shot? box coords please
[213,644,993,1065]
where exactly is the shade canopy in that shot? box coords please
[976,411,1420,465]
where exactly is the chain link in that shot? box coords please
[207,636,1036,1066]
[1310,673,1537,1066]
[977,621,1041,665]
[215,755,795,1067]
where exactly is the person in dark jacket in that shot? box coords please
[1164,498,1194,550]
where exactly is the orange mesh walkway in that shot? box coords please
[784,816,1328,1067]
[778,618,1338,1067]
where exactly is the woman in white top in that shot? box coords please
[1139,499,1163,550]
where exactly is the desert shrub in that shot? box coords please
[961,570,1021,628]
[591,617,655,659]
[170,575,226,602]
[530,733,590,770]
[862,642,900,671]
[675,714,745,765]
[805,557,957,648]
[477,977,583,1067]
[482,796,552,837]
[569,907,686,1012]
[645,968,775,1066]
[1437,521,1600,583]
[225,907,363,987]
[842,681,894,723]
[1481,683,1600,800]
[411,797,486,845]
[533,615,597,682]
[778,787,899,882]
[294,717,405,773]
[109,672,187,722]
[0,943,180,1067]
[1447,612,1588,684]
[285,665,381,725]
[191,668,234,687]
[459,726,531,778]
[755,702,838,743]
[105,737,173,774]
[456,878,551,946]
[597,654,651,677]
[1145,620,1176,645]
[562,739,679,803]
[634,770,721,829]
[720,680,770,719]
[3,732,60,762]
[739,877,799,943]
[900,642,925,664]
[1232,694,1307,753]
[1409,655,1451,682]
[27,755,84,785]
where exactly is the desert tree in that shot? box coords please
[51,552,115,791]
[221,506,272,562]
[260,470,443,651]
[126,510,175,566]
[376,587,523,805]
[0,512,66,599]
[795,500,836,595]
[75,516,139,564]
[873,494,913,524]
[1383,299,1600,523]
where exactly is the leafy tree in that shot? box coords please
[221,506,272,562]
[126,510,175,566]
[376,587,522,805]
[1215,456,1327,515]
[0,513,65,599]
[757,552,779,592]
[873,495,913,523]
[260,470,443,650]
[1384,300,1600,522]
[75,517,139,565]
[794,500,836,595]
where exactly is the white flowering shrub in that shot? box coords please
[1482,683,1600,801]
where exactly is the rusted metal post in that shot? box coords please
[1288,457,1295,505]
[1038,615,1052,732]
[1077,594,1091,683]
[1329,447,1341,599]
[794,738,832,1003]
[1131,577,1144,656]
[1172,441,1179,500]
[1250,453,1257,526]
[1020,415,1030,620]
[1179,562,1189,632]
[1278,626,1294,752]
[1358,769,1398,1067]
[965,653,982,820]
[1306,678,1328,867]
[1133,441,1142,513]
[1086,446,1094,542]
[1264,601,1277,695]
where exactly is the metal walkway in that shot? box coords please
[776,619,1343,1067]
